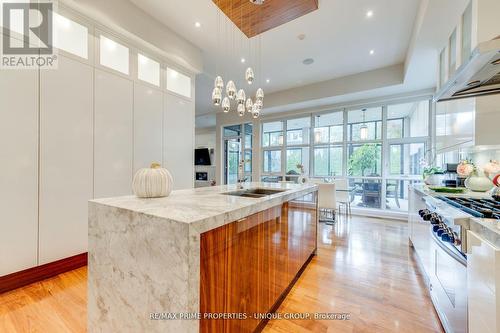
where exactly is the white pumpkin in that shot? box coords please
[132,163,173,198]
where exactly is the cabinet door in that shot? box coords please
[39,55,93,264]
[163,93,194,190]
[467,230,500,333]
[94,69,133,198]
[0,70,39,276]
[133,83,163,172]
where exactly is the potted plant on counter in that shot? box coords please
[422,166,445,186]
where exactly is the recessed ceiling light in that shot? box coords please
[369,50,375,55]
[195,22,201,28]
[297,34,306,40]
[266,79,270,83]
[366,10,373,18]
[241,58,246,63]
[303,58,314,65]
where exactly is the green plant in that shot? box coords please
[348,144,380,176]
[422,166,445,178]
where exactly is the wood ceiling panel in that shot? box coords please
[213,0,319,38]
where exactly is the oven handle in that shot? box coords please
[430,229,467,266]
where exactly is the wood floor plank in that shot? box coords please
[0,216,443,333]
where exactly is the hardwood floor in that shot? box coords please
[0,216,443,333]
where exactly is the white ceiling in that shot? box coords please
[130,0,469,128]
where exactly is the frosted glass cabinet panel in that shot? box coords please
[138,54,160,86]
[39,55,93,263]
[435,99,475,152]
[99,35,129,75]
[94,69,134,198]
[0,69,39,276]
[166,68,191,98]
[53,12,88,59]
[461,1,472,64]
[133,83,163,172]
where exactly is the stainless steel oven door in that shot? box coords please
[430,231,468,333]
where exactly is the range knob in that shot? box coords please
[437,228,447,237]
[423,213,433,221]
[430,215,442,225]
[419,209,429,217]
[433,224,444,232]
[441,232,454,243]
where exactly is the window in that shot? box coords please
[260,98,431,214]
[166,68,191,98]
[439,48,446,87]
[314,111,343,143]
[262,121,283,147]
[53,13,88,59]
[313,146,342,177]
[99,35,129,75]
[461,2,472,64]
[449,29,457,75]
[348,108,382,141]
[286,117,310,145]
[387,101,429,139]
[389,143,426,176]
[263,150,281,173]
[223,123,252,184]
[138,54,160,86]
[348,143,382,177]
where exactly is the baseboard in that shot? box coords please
[0,253,87,294]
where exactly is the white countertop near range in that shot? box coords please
[412,184,500,246]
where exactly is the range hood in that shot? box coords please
[434,37,500,102]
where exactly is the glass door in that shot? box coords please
[224,138,241,185]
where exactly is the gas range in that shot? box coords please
[436,196,500,219]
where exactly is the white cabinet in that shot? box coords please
[467,230,500,333]
[133,83,163,172]
[94,69,133,198]
[0,69,39,276]
[39,55,93,264]
[163,93,194,190]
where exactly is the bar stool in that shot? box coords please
[335,179,351,218]
[318,183,336,225]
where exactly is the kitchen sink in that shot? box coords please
[222,188,286,198]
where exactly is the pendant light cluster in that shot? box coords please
[211,0,265,119]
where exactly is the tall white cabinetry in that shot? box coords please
[133,83,163,172]
[39,55,94,264]
[94,69,134,198]
[0,70,39,276]
[467,230,500,333]
[164,93,194,190]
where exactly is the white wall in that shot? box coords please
[0,6,195,275]
[195,129,216,148]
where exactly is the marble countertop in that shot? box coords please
[412,184,493,199]
[90,182,317,227]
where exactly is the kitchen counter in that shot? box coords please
[88,182,318,333]
[412,184,500,245]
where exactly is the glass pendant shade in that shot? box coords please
[251,104,260,118]
[211,87,222,106]
[360,124,368,140]
[237,103,245,116]
[222,97,230,113]
[245,98,253,112]
[236,89,246,104]
[255,98,263,110]
[226,80,236,99]
[245,67,254,84]
[256,88,264,101]
[214,76,224,90]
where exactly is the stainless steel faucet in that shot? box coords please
[237,159,247,189]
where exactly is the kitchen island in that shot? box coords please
[88,182,318,333]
